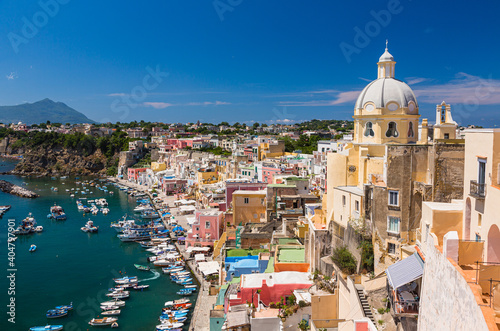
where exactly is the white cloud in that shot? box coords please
[186,101,231,106]
[107,93,128,97]
[413,73,500,105]
[143,102,173,109]
[6,72,17,80]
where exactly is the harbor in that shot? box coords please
[0,157,198,331]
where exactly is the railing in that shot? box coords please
[470,180,486,198]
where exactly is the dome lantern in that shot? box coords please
[377,40,395,79]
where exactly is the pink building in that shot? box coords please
[127,168,147,181]
[185,210,223,248]
[262,166,282,183]
[162,178,187,195]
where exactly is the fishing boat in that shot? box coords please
[159,315,188,323]
[101,300,125,307]
[118,229,153,242]
[81,220,99,233]
[46,309,68,318]
[164,298,190,307]
[156,322,184,330]
[100,305,120,311]
[162,308,190,315]
[113,276,138,284]
[101,309,121,316]
[29,244,37,252]
[134,264,150,271]
[88,317,118,326]
[141,210,159,219]
[29,325,64,331]
[106,291,130,299]
[13,213,37,235]
[132,284,149,290]
[184,284,197,289]
[55,302,73,310]
[176,289,195,296]
[48,205,67,220]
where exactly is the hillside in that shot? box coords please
[0,98,95,125]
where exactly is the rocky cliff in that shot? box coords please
[11,146,116,176]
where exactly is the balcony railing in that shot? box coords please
[470,180,486,199]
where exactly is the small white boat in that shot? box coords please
[101,309,121,316]
[101,305,120,311]
[34,226,43,232]
[81,220,98,233]
[101,300,125,307]
[88,317,118,326]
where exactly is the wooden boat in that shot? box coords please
[101,300,125,307]
[55,302,73,310]
[132,284,149,290]
[88,317,118,326]
[134,264,150,271]
[113,276,138,284]
[101,305,120,311]
[101,310,121,316]
[46,309,68,318]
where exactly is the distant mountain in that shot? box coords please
[0,99,95,125]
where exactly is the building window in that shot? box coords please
[478,213,482,227]
[342,195,346,206]
[388,190,399,206]
[261,198,265,205]
[205,221,210,229]
[355,200,360,211]
[444,133,449,139]
[408,122,414,138]
[196,227,199,231]
[364,122,375,137]
[244,198,249,204]
[386,122,399,138]
[388,243,396,254]
[387,216,400,234]
[478,159,486,184]
[441,105,446,122]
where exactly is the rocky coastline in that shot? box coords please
[0,180,39,198]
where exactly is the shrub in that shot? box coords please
[358,239,374,272]
[331,246,357,274]
[298,300,307,308]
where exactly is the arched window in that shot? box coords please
[364,122,374,137]
[408,122,414,138]
[386,122,399,138]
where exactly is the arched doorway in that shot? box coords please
[487,225,500,263]
[464,198,471,240]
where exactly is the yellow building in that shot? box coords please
[197,168,218,187]
[232,190,267,226]
[320,45,465,274]
[433,101,457,141]
[151,161,167,172]
[259,140,285,160]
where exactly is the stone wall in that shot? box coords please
[418,242,489,331]
[430,143,465,202]
[0,137,8,154]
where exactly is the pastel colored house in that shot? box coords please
[232,190,267,226]
[224,255,269,281]
[228,271,313,307]
[185,210,223,248]
[127,167,147,181]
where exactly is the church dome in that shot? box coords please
[379,48,394,62]
[354,78,418,110]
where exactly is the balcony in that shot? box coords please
[470,180,486,199]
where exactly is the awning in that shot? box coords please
[386,253,424,290]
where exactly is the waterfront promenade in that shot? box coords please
[108,177,215,330]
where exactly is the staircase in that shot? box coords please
[356,285,376,324]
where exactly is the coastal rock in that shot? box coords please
[0,180,39,198]
[12,146,114,176]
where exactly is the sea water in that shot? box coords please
[0,157,192,330]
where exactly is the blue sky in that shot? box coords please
[0,0,499,126]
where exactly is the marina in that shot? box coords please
[0,157,198,331]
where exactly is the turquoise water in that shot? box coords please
[0,158,192,331]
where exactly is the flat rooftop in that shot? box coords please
[278,246,306,263]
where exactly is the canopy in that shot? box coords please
[386,253,424,290]
[195,254,206,262]
[198,261,220,276]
